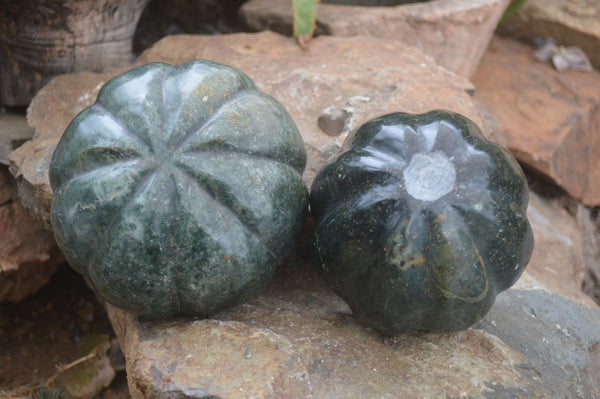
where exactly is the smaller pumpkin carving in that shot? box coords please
[310,110,533,334]
[50,60,308,318]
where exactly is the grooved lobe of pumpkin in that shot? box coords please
[425,214,489,303]
[49,60,308,317]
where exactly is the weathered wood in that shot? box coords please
[0,0,149,106]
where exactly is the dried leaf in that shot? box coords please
[552,53,571,72]
[533,43,557,62]
[534,42,593,72]
[1,335,116,399]
[561,46,593,72]
[54,334,116,399]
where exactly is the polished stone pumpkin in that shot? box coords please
[310,110,533,334]
[50,60,308,318]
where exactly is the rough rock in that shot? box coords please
[472,37,600,206]
[107,284,600,399]
[0,112,34,165]
[106,266,532,398]
[580,206,600,305]
[525,192,594,307]
[473,288,600,398]
[10,31,488,227]
[0,167,62,302]
[102,190,600,399]
[12,31,600,397]
[239,0,510,78]
[499,0,600,70]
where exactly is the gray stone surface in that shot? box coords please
[106,249,600,398]
[239,0,510,78]
[107,274,519,398]
[474,288,600,398]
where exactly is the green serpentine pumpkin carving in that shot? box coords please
[50,60,308,318]
[310,110,533,334]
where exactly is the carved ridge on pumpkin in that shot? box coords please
[88,168,158,272]
[179,148,303,178]
[168,89,253,156]
[93,102,154,153]
[56,158,148,191]
[171,161,264,241]
[165,170,184,315]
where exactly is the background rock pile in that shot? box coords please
[1,0,600,397]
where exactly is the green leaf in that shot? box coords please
[292,0,318,48]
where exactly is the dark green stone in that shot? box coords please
[310,110,533,334]
[50,60,308,319]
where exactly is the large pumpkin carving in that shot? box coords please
[50,60,308,318]
[310,110,533,334]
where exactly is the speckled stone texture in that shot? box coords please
[49,60,308,318]
[311,111,533,333]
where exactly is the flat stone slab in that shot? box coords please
[104,189,600,398]
[499,0,600,70]
[239,0,510,78]
[472,37,600,206]
[11,31,600,397]
[473,286,600,397]
[109,263,533,398]
[106,264,600,398]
